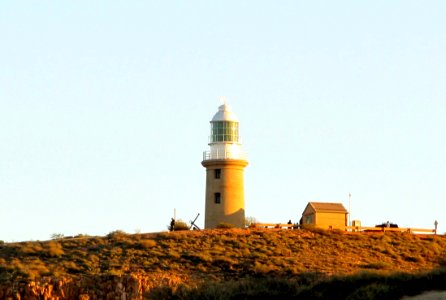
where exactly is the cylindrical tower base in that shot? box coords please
[202,159,248,229]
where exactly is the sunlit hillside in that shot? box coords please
[1,228,446,299]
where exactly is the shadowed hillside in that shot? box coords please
[1,228,446,299]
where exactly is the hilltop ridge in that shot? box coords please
[1,228,446,299]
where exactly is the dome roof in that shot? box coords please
[211,103,239,122]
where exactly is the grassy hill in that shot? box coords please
[1,228,446,299]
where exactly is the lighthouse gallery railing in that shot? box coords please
[203,150,247,161]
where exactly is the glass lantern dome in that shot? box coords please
[209,103,240,144]
[203,102,247,161]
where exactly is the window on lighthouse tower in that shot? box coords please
[214,193,221,204]
[214,169,221,179]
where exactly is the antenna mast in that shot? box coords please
[348,193,352,226]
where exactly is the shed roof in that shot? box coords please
[307,202,348,213]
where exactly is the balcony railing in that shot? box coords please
[203,150,247,161]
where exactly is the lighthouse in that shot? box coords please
[202,102,248,229]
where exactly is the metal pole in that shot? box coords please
[348,193,351,226]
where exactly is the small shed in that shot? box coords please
[301,202,348,229]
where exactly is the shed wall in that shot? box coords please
[315,212,347,229]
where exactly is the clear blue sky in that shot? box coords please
[1,1,445,241]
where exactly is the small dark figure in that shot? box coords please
[287,219,292,229]
[435,220,438,234]
[169,218,176,232]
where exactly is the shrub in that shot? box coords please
[46,241,64,257]
[21,242,43,255]
[404,254,424,263]
[23,260,51,279]
[75,234,90,238]
[346,283,392,299]
[173,220,190,231]
[216,222,235,229]
[429,241,442,256]
[182,252,212,264]
[438,257,446,268]
[360,262,391,270]
[51,233,64,240]
[306,226,331,236]
[245,216,258,227]
[107,230,128,240]
[209,256,235,272]
[63,261,82,274]
[167,250,181,259]
[253,261,278,274]
[139,239,157,249]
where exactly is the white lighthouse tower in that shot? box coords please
[202,102,248,229]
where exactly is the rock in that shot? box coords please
[0,273,190,300]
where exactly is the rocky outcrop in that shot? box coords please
[0,273,190,300]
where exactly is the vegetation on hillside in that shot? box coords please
[148,268,446,299]
[0,228,445,298]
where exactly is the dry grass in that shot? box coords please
[0,228,445,284]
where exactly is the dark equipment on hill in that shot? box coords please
[190,213,201,230]
[375,222,398,228]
